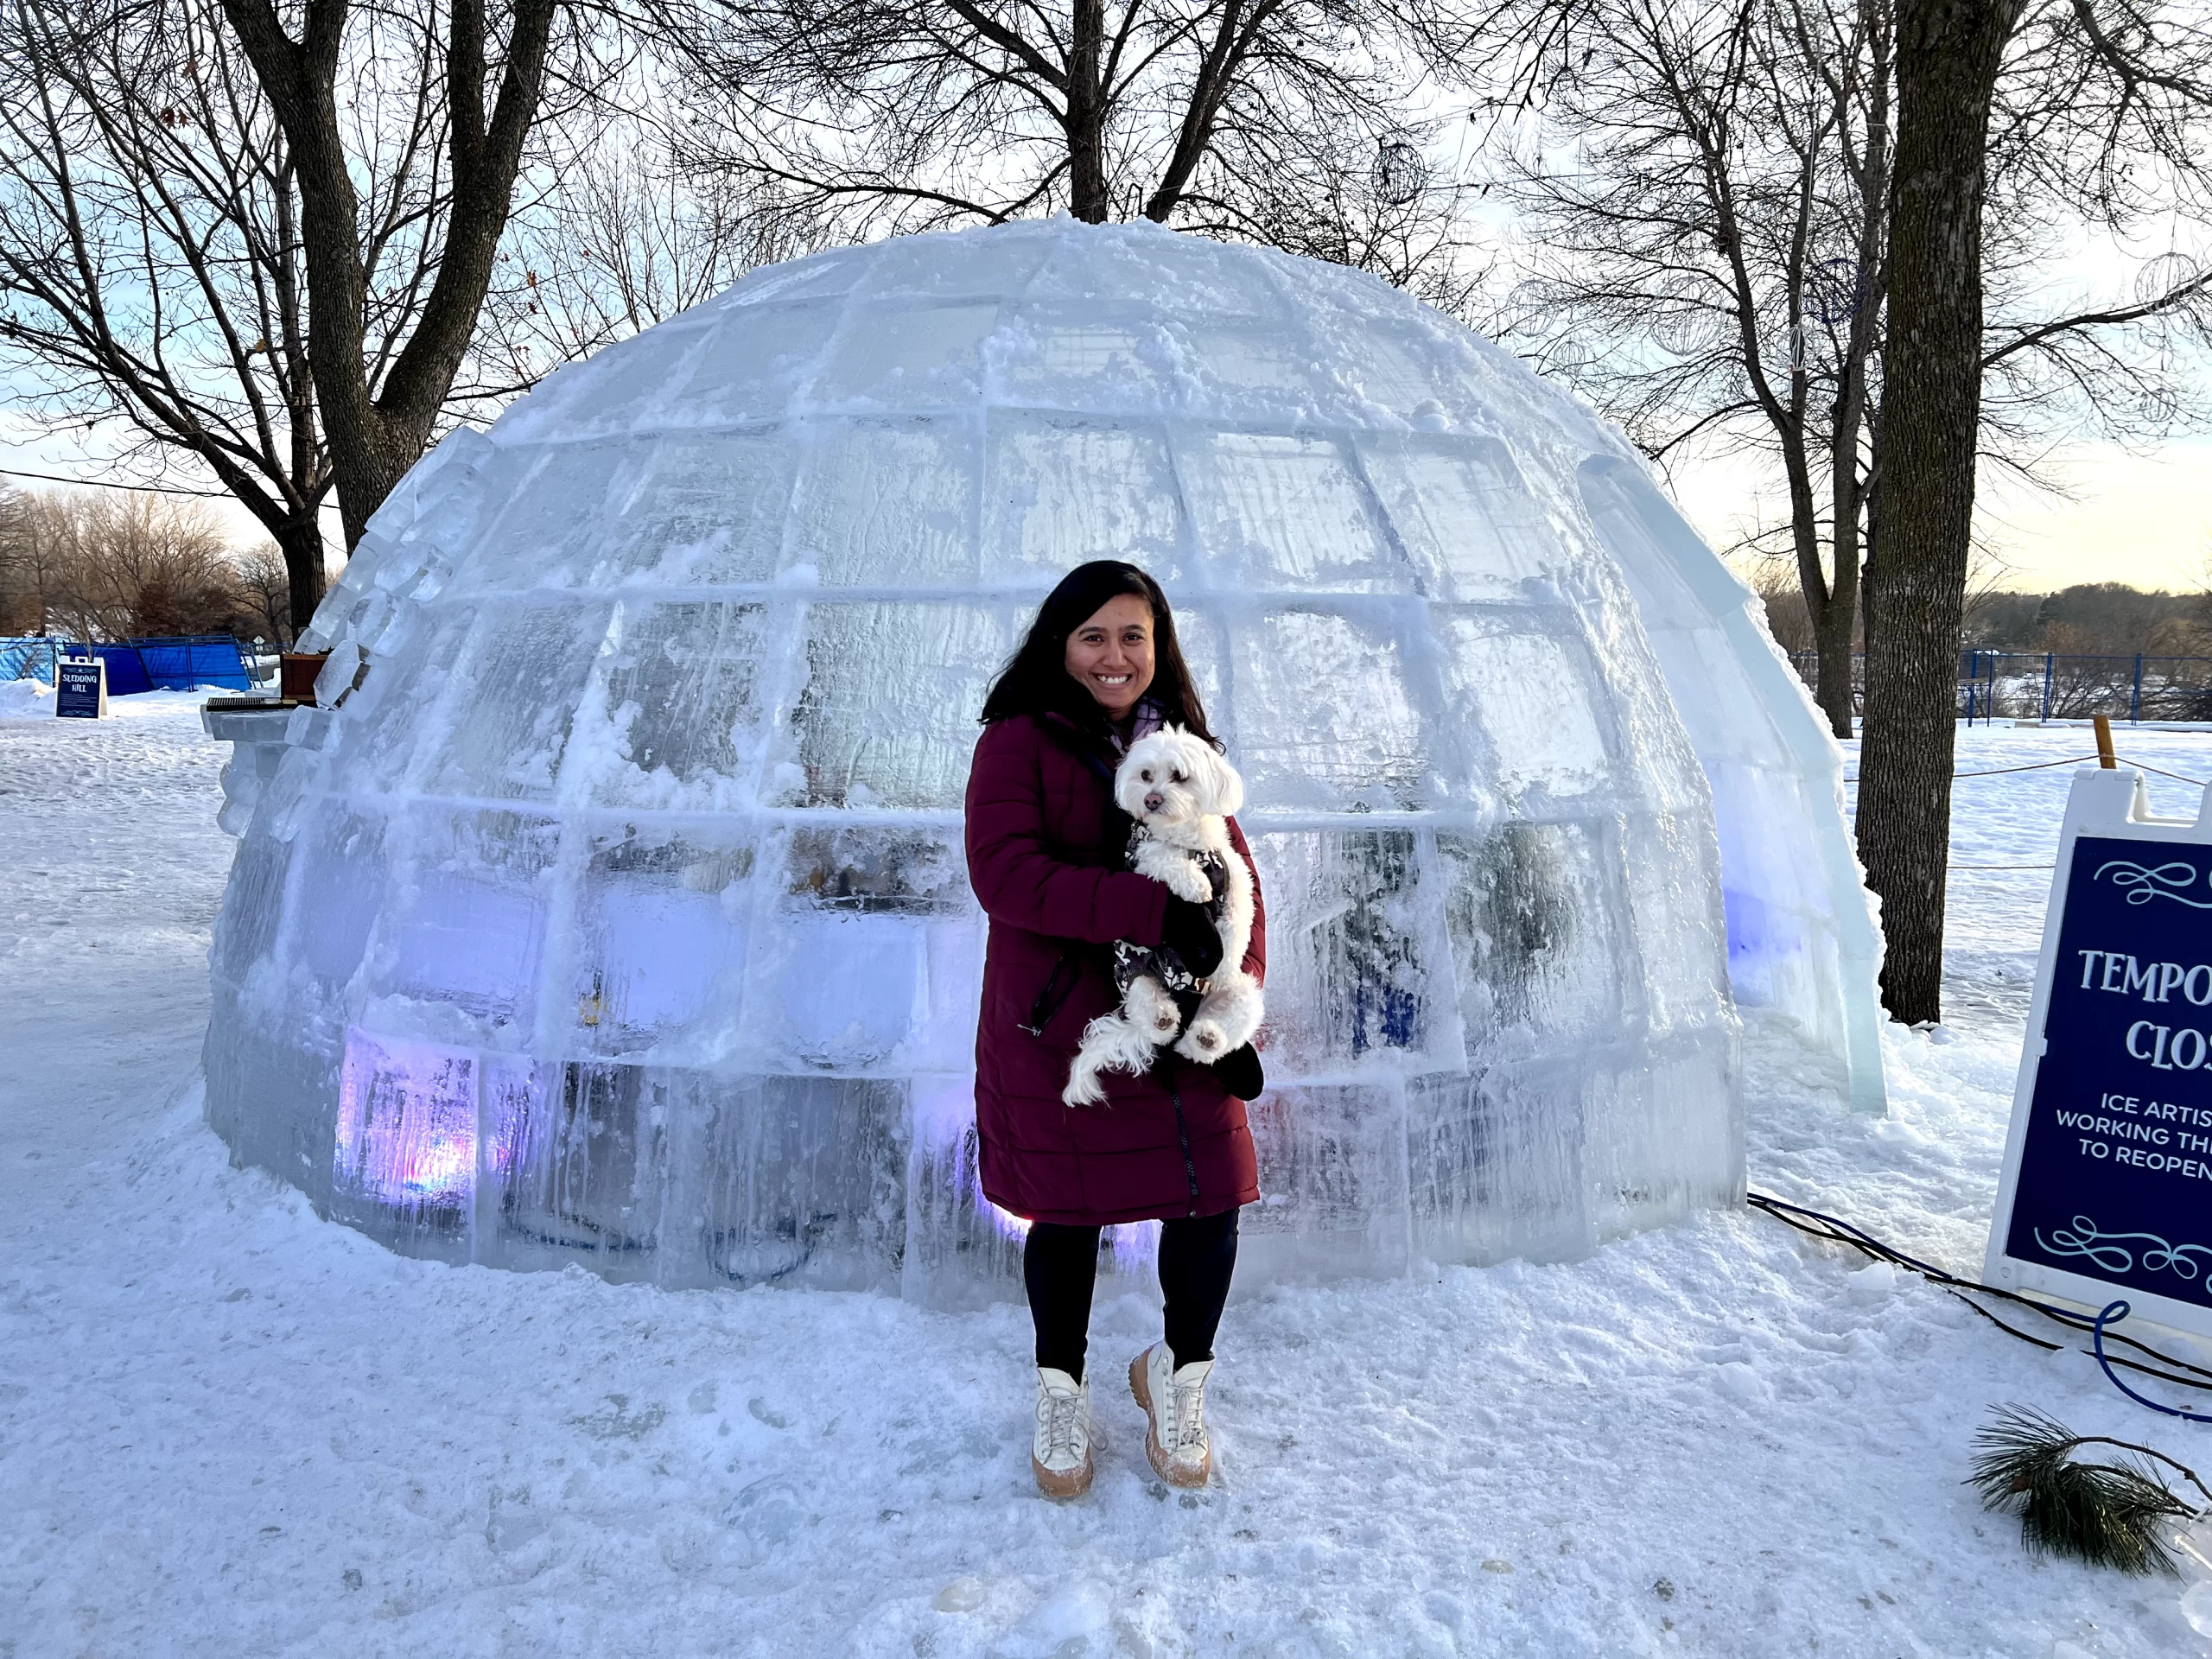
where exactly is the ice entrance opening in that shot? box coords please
[205,219,1874,1298]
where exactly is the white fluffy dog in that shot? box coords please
[1062,728,1264,1107]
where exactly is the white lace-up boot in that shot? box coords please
[1129,1342,1213,1487]
[1031,1367,1094,1498]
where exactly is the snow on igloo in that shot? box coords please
[207,219,1878,1300]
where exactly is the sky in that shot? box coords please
[1668,435,2212,595]
[1973,440,2211,593]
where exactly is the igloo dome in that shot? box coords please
[205,219,1876,1300]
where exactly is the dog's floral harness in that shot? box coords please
[1111,822,1229,1022]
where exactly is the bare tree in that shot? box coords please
[0,485,39,632]
[1491,0,1894,736]
[18,490,251,641]
[474,130,827,385]
[1861,0,2212,1020]
[232,541,296,645]
[651,0,1487,291]
[1491,0,2208,746]
[0,0,334,632]
[1464,0,2212,1018]
[1,0,624,623]
[213,0,581,554]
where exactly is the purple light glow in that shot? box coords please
[914,1074,1160,1266]
[335,1029,478,1209]
[1105,1217,1162,1271]
[915,1077,1033,1245]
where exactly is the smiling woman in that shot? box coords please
[976,560,1214,747]
[1063,593,1154,715]
[965,559,1263,1497]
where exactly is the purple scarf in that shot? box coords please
[1110,696,1166,757]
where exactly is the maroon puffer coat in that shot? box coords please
[964,712,1265,1226]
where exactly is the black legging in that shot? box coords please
[1024,1208,1240,1382]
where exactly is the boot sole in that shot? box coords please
[1032,1448,1094,1499]
[1128,1353,1210,1488]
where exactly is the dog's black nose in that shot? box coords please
[1144,791,1164,812]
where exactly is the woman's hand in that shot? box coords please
[1160,896,1224,977]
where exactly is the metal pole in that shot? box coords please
[2043,652,2053,721]
[2133,654,2144,722]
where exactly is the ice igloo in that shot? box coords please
[204,219,1880,1302]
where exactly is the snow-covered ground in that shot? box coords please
[5,697,2212,1657]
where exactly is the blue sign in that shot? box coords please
[1989,770,2212,1338]
[55,657,105,719]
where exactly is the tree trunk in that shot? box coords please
[1856,0,2021,1024]
[1782,444,1856,741]
[1817,457,1866,740]
[1065,0,1108,221]
[273,513,328,639]
[1812,556,1859,737]
[1819,0,1887,745]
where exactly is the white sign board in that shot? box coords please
[55,655,107,718]
[1986,766,2212,1342]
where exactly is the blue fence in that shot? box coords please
[0,634,251,692]
[1955,651,2212,724]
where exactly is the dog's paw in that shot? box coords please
[1062,1075,1105,1108]
[1125,976,1181,1039]
[1176,1018,1228,1061]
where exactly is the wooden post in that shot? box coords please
[2094,715,2116,769]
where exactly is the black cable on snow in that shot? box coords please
[1747,1192,2212,1411]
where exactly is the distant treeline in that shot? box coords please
[1961,584,2212,657]
[1759,576,2212,661]
[0,486,295,646]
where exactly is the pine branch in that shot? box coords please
[1967,1405,2198,1576]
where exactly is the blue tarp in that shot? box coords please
[79,643,155,694]
[12,635,255,693]
[0,637,60,683]
[127,636,252,690]
[5,635,255,691]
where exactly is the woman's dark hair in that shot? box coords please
[979,560,1217,744]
